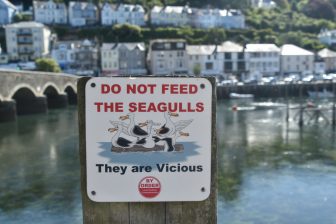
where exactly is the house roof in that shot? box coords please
[102,42,145,51]
[33,0,66,9]
[152,5,191,14]
[217,41,243,52]
[245,44,280,52]
[150,39,186,43]
[280,44,314,56]
[4,21,46,28]
[1,0,17,10]
[186,45,216,55]
[318,48,336,58]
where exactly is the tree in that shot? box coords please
[303,0,336,21]
[35,58,61,73]
[193,63,201,77]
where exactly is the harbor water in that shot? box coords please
[1,99,336,223]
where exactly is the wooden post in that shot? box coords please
[333,82,336,128]
[78,77,217,224]
[299,85,304,127]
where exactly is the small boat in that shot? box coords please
[308,89,334,98]
[229,93,254,99]
[251,102,286,109]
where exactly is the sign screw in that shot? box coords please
[200,84,205,89]
[91,191,96,195]
[91,83,96,88]
[201,187,205,192]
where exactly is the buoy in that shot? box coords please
[307,101,315,108]
[232,105,238,111]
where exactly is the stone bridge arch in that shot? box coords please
[63,82,77,105]
[0,70,78,122]
[8,83,39,99]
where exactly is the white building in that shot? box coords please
[69,1,98,27]
[318,29,336,46]
[0,0,17,25]
[318,48,336,72]
[187,45,220,76]
[217,41,246,78]
[101,43,119,76]
[191,8,245,29]
[150,5,245,29]
[148,39,188,75]
[5,22,51,61]
[101,3,145,26]
[280,44,314,76]
[101,42,146,76]
[33,0,67,24]
[51,41,77,70]
[150,5,192,27]
[245,44,280,79]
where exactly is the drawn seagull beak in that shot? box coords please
[138,122,148,127]
[108,127,118,132]
[179,132,189,137]
[169,112,179,117]
[119,115,129,120]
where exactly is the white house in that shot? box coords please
[51,41,77,70]
[150,5,192,27]
[69,1,98,27]
[191,8,245,29]
[148,39,188,75]
[318,48,336,72]
[0,0,17,25]
[245,44,280,79]
[101,42,146,76]
[101,3,145,26]
[33,0,67,24]
[5,22,51,62]
[150,5,245,29]
[101,43,119,76]
[280,44,314,76]
[187,45,220,76]
[217,41,246,78]
[318,29,336,46]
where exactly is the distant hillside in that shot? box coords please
[7,0,336,51]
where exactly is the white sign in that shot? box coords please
[85,77,212,202]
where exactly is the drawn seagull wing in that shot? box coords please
[109,121,129,135]
[174,119,193,132]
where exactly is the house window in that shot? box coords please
[207,55,211,60]
[238,62,245,70]
[225,61,232,71]
[238,52,244,59]
[225,53,231,60]
[205,62,213,70]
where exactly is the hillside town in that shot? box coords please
[0,0,336,84]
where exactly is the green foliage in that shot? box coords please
[12,13,31,23]
[193,63,201,77]
[35,58,61,73]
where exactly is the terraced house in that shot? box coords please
[0,0,17,25]
[69,1,98,26]
[33,0,67,25]
[101,42,146,76]
[101,3,145,26]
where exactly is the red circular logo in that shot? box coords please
[138,176,161,198]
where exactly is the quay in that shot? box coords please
[217,81,336,99]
